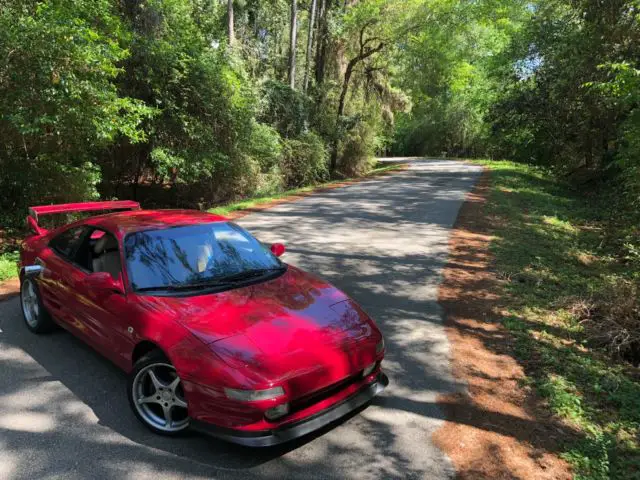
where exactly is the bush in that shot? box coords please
[280,132,329,188]
[0,0,150,224]
[617,109,640,208]
[339,121,378,176]
[0,158,101,228]
[0,251,19,282]
[259,80,312,138]
[198,154,261,206]
[247,122,282,172]
[566,278,640,363]
[255,167,285,196]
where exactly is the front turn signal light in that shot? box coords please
[265,403,290,420]
[224,386,285,402]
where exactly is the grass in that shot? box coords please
[475,160,640,479]
[0,251,19,282]
[208,161,406,216]
[208,185,319,216]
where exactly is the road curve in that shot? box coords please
[0,159,482,479]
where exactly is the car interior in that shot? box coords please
[53,227,122,281]
[91,233,122,281]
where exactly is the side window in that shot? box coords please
[90,231,122,281]
[49,227,88,261]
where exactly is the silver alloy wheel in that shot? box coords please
[132,362,189,433]
[21,279,40,328]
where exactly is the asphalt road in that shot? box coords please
[0,159,482,479]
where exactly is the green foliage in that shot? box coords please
[339,119,379,176]
[0,0,419,225]
[598,62,640,208]
[259,80,311,138]
[108,0,258,189]
[0,252,19,282]
[3,0,636,224]
[0,0,152,225]
[280,132,329,188]
[392,0,527,157]
[487,0,640,180]
[248,122,283,172]
[479,160,640,479]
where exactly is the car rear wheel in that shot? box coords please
[20,278,56,333]
[128,350,190,436]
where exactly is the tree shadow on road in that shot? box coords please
[0,161,494,479]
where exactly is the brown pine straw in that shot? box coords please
[434,169,573,480]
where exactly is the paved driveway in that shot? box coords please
[0,159,482,479]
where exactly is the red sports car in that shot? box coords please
[19,201,387,446]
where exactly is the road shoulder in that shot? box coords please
[434,169,573,479]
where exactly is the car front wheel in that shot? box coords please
[128,350,190,436]
[20,277,55,333]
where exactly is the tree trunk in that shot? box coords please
[132,149,145,201]
[330,39,385,172]
[288,0,298,89]
[303,0,317,92]
[314,0,328,85]
[227,0,234,46]
[337,62,355,119]
[330,61,356,172]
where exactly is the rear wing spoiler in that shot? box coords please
[27,200,141,236]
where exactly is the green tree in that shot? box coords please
[0,0,151,222]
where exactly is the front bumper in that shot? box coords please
[190,372,389,447]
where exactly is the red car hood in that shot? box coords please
[134,266,381,395]
[133,265,377,344]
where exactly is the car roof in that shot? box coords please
[81,209,229,235]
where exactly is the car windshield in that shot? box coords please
[124,222,282,291]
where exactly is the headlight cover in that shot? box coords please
[376,337,385,355]
[224,386,285,402]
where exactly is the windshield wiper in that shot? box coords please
[217,267,285,283]
[135,280,234,292]
[135,267,286,293]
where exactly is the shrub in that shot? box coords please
[203,154,261,205]
[280,132,329,188]
[339,121,378,176]
[0,158,101,228]
[0,0,151,225]
[617,109,640,208]
[259,80,312,138]
[247,122,282,172]
[0,251,19,282]
[255,167,285,196]
[566,278,640,364]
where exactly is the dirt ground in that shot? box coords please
[433,170,573,479]
[0,277,20,302]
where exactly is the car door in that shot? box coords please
[39,226,93,331]
[41,226,133,369]
[72,228,134,370]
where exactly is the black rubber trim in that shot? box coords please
[190,372,389,447]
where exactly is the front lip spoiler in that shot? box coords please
[190,372,389,447]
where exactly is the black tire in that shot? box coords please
[127,349,191,436]
[20,277,56,334]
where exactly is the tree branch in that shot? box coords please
[358,19,377,52]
